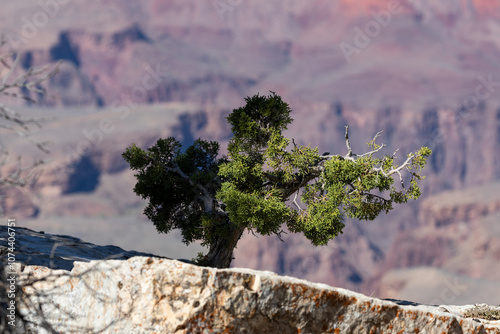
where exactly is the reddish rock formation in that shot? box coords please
[369,183,500,304]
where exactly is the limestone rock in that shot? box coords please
[4,228,499,334]
[16,257,500,334]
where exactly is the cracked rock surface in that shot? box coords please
[6,228,500,333]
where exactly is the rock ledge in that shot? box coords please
[3,227,500,333]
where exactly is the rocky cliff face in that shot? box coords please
[4,227,500,334]
[2,0,500,110]
[370,182,500,305]
[2,0,500,305]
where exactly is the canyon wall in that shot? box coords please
[1,0,500,304]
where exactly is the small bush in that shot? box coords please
[463,305,500,321]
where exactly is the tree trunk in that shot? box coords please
[206,225,246,268]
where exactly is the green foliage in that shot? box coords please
[226,91,293,161]
[218,182,292,236]
[123,91,431,266]
[122,138,223,244]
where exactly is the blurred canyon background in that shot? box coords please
[1,0,500,305]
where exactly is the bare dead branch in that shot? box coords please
[0,46,59,214]
[1,53,21,87]
[344,125,354,159]
[357,144,387,158]
[293,191,303,212]
[275,229,287,242]
[371,153,415,189]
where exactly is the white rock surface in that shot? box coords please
[4,227,500,333]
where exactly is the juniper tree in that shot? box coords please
[123,92,431,268]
